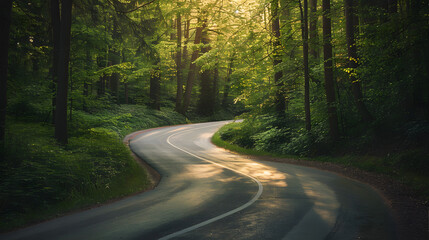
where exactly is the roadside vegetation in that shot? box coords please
[0,105,188,232]
[213,118,429,201]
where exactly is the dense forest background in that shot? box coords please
[0,0,428,232]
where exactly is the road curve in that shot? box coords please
[0,121,397,240]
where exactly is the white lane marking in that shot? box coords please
[159,123,264,240]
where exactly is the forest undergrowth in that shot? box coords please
[213,115,429,201]
[0,104,191,232]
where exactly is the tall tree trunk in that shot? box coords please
[212,65,219,110]
[181,18,204,114]
[149,66,161,110]
[182,18,190,67]
[271,0,286,114]
[309,0,319,59]
[69,64,73,121]
[0,0,12,157]
[197,24,214,116]
[175,12,183,112]
[345,0,374,123]
[322,0,339,140]
[51,0,60,124]
[300,0,312,131]
[83,48,90,111]
[222,55,234,107]
[109,19,120,102]
[54,0,73,145]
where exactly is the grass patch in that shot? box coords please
[0,105,187,232]
[212,122,429,201]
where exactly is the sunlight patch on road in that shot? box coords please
[184,164,224,179]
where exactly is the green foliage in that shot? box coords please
[71,104,187,138]
[0,121,147,231]
[0,104,188,232]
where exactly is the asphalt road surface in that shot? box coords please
[1,121,397,240]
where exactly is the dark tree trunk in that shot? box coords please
[345,0,374,123]
[124,82,129,104]
[175,12,183,112]
[197,23,214,116]
[222,56,234,107]
[271,0,286,114]
[109,20,120,101]
[198,70,214,116]
[300,0,312,131]
[149,67,161,110]
[182,18,204,114]
[69,64,73,121]
[309,0,319,59]
[212,66,219,110]
[83,48,90,111]
[54,0,73,145]
[322,0,339,140]
[51,0,60,124]
[182,18,190,67]
[0,0,12,156]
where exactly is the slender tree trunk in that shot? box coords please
[300,0,312,131]
[309,0,319,59]
[322,0,339,140]
[213,65,219,110]
[0,0,12,157]
[182,18,190,66]
[124,82,129,104]
[51,0,60,124]
[175,12,183,112]
[271,0,286,114]
[222,55,234,107]
[109,20,120,102]
[345,0,373,123]
[69,64,73,121]
[182,18,204,114]
[54,0,73,145]
[149,66,161,110]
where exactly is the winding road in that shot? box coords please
[1,121,397,240]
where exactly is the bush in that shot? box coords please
[390,149,429,174]
[253,127,292,152]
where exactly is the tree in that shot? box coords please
[197,25,214,116]
[0,0,13,156]
[175,10,183,112]
[149,66,160,110]
[54,0,73,144]
[181,16,204,114]
[322,0,339,139]
[309,0,319,59]
[300,0,311,131]
[271,0,286,114]
[222,55,234,107]
[344,0,373,123]
[50,0,60,124]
